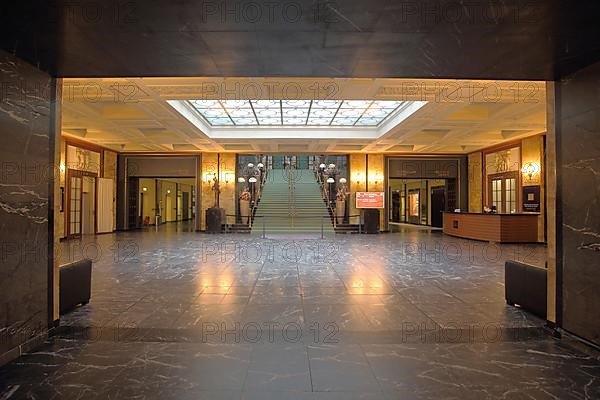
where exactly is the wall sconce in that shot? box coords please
[205,172,216,183]
[222,172,233,185]
[353,173,363,186]
[370,173,383,186]
[166,189,171,194]
[521,162,540,181]
[59,163,66,173]
[142,187,148,192]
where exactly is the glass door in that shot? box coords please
[68,176,82,237]
[505,177,517,213]
[408,189,420,224]
[391,190,401,222]
[489,172,519,213]
[127,177,140,228]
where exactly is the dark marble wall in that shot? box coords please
[0,50,55,365]
[558,61,600,345]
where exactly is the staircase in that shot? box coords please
[253,168,334,234]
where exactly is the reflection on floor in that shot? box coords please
[2,229,599,399]
[140,219,197,233]
[388,222,443,233]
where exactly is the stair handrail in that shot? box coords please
[315,171,337,228]
[247,168,271,229]
[287,165,297,224]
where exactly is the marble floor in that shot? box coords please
[1,227,599,399]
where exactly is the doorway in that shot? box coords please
[67,170,98,238]
[130,177,196,229]
[81,176,96,235]
[430,186,446,228]
[165,194,174,222]
[127,177,140,229]
[182,192,190,220]
[388,178,454,227]
[407,189,420,224]
[391,190,401,222]
[488,172,519,213]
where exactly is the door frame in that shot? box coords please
[407,188,420,224]
[487,171,520,213]
[430,185,446,228]
[66,169,98,238]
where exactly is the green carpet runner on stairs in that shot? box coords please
[253,169,334,233]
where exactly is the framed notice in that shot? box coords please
[356,192,385,209]
[522,185,541,213]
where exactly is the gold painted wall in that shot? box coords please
[349,154,366,225]
[367,154,385,230]
[349,153,385,230]
[521,135,545,243]
[219,153,237,226]
[103,150,117,231]
[468,152,483,213]
[200,153,237,230]
[521,136,543,186]
[58,138,66,239]
[200,153,218,230]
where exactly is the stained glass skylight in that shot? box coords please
[188,100,409,127]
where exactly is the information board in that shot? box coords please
[356,192,385,209]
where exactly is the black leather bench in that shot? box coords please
[505,260,547,319]
[59,258,92,315]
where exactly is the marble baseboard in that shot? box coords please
[0,330,48,368]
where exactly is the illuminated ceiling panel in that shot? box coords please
[189,100,409,127]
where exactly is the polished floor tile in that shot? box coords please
[244,345,311,392]
[1,227,596,399]
[308,345,381,392]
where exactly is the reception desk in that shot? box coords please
[443,212,539,243]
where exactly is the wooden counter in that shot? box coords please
[443,212,539,243]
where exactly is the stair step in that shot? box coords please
[252,169,335,233]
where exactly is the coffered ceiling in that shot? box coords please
[61,77,546,153]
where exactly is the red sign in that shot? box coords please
[356,192,385,209]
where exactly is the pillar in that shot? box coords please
[555,62,600,345]
[0,50,57,366]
